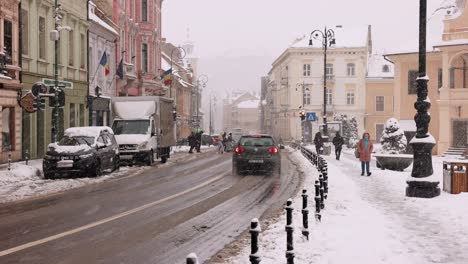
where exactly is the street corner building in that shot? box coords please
[0,0,22,163]
[20,0,89,159]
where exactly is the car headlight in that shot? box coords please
[138,141,149,150]
[79,153,94,159]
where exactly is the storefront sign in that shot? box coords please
[19,92,36,113]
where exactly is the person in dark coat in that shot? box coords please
[188,132,196,153]
[332,132,345,160]
[314,132,324,154]
[196,130,203,153]
[357,132,374,176]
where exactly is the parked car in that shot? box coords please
[201,134,213,146]
[211,134,221,145]
[43,127,120,179]
[232,134,281,176]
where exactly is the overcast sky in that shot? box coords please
[163,0,450,131]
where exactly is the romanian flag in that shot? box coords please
[161,68,173,86]
[105,54,110,76]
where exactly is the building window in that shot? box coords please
[376,124,385,142]
[21,9,29,56]
[326,88,332,105]
[408,70,418,94]
[347,63,355,77]
[438,68,443,88]
[80,34,86,69]
[70,103,76,127]
[142,0,148,22]
[68,30,74,66]
[376,96,384,112]
[3,20,12,61]
[89,46,93,76]
[303,87,311,105]
[141,43,148,72]
[326,63,333,80]
[346,90,355,105]
[382,65,390,73]
[303,64,311,76]
[2,107,14,151]
[39,16,46,60]
[79,104,85,126]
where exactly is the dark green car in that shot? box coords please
[232,134,281,176]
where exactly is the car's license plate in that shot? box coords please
[57,161,73,168]
[249,160,264,163]
[121,155,133,160]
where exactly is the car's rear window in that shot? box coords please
[239,137,274,146]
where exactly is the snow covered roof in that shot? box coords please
[367,54,394,79]
[64,126,114,138]
[88,2,118,36]
[399,120,417,132]
[237,100,260,109]
[290,25,369,49]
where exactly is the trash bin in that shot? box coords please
[443,161,468,194]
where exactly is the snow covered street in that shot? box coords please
[0,146,213,204]
[226,147,468,264]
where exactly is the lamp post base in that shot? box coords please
[406,138,440,198]
[406,180,440,198]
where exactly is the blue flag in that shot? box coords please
[116,58,124,80]
[99,52,107,66]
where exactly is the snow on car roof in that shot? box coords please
[64,126,114,138]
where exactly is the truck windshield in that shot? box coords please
[112,120,150,135]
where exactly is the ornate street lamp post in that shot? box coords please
[406,0,440,198]
[169,46,186,99]
[309,27,336,140]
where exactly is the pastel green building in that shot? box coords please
[21,0,89,158]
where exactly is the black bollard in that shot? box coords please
[301,190,309,240]
[285,199,294,264]
[249,218,261,264]
[314,181,321,221]
[186,253,198,264]
[8,152,11,171]
[25,149,29,165]
[319,174,325,210]
[323,170,328,199]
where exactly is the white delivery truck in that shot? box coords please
[110,96,175,165]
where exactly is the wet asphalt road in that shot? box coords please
[0,150,301,264]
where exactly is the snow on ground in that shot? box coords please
[226,145,468,264]
[0,146,215,204]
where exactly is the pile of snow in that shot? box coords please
[226,148,468,263]
[48,143,92,153]
[65,126,114,137]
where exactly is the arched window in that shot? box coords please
[382,65,390,73]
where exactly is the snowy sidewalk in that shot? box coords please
[226,148,468,264]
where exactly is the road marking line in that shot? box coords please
[0,174,224,257]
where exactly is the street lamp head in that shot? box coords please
[329,38,336,46]
[308,39,313,46]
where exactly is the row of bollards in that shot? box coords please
[185,147,328,264]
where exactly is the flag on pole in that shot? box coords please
[116,58,124,80]
[104,55,110,76]
[99,52,107,66]
[161,68,173,86]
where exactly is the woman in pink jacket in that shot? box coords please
[357,132,373,176]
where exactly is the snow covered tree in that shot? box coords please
[380,118,407,154]
[333,113,359,148]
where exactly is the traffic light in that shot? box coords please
[48,87,65,107]
[300,110,306,121]
[33,96,46,111]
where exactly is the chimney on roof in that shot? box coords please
[367,25,373,56]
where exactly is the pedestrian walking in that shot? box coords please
[332,132,345,160]
[195,129,203,153]
[314,132,324,154]
[218,132,226,154]
[357,132,373,176]
[188,132,196,154]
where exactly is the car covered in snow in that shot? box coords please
[43,127,120,179]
